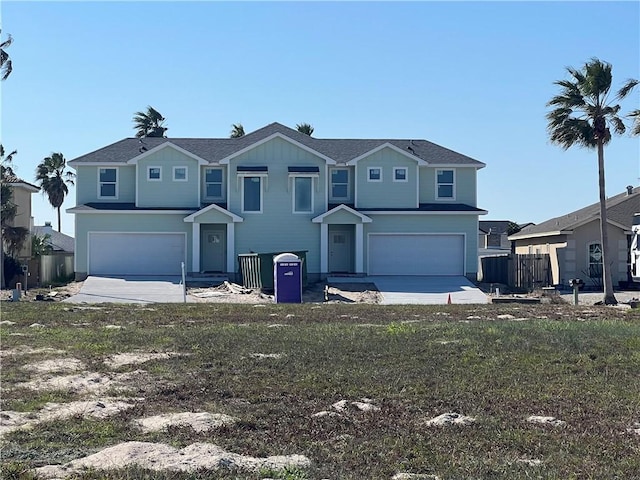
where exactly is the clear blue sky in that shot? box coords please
[2,1,639,237]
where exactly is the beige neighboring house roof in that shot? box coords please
[5,175,40,192]
[509,186,640,241]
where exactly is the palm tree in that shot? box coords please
[546,58,638,305]
[296,123,314,136]
[230,123,245,138]
[1,30,13,81]
[1,145,28,288]
[35,153,76,232]
[133,106,168,138]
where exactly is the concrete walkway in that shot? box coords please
[63,276,187,304]
[329,275,488,305]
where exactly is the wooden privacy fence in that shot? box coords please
[479,253,552,291]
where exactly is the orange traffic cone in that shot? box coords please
[447,294,452,304]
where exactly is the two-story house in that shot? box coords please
[68,122,486,282]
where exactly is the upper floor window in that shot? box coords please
[368,167,382,182]
[393,167,408,182]
[173,166,187,182]
[588,243,603,278]
[242,176,262,213]
[436,169,455,200]
[293,176,313,213]
[205,168,223,199]
[330,168,349,200]
[98,168,118,198]
[147,166,162,181]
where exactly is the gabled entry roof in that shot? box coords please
[312,204,373,224]
[184,203,244,223]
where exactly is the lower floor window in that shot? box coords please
[588,243,603,278]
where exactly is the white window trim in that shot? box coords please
[393,167,408,183]
[173,166,188,182]
[204,167,224,200]
[241,176,263,214]
[330,168,350,201]
[147,166,162,182]
[292,176,314,214]
[436,168,456,201]
[367,166,382,182]
[97,167,119,199]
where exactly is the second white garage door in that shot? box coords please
[89,233,186,275]
[368,234,464,275]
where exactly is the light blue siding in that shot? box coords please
[136,148,200,208]
[227,137,328,274]
[363,214,479,276]
[74,213,192,276]
[75,166,135,204]
[419,167,477,205]
[355,148,418,209]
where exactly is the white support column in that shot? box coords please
[355,223,364,273]
[226,223,235,274]
[320,223,328,273]
[192,223,200,273]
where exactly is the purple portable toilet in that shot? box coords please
[273,253,302,303]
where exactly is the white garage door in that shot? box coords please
[89,233,186,275]
[368,234,464,275]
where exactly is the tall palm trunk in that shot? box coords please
[57,206,62,233]
[597,140,616,304]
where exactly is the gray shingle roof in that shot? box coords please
[68,122,485,167]
[511,186,640,238]
[32,226,75,253]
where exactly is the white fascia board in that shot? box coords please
[346,143,427,166]
[508,230,572,241]
[68,162,128,167]
[183,203,244,223]
[361,209,488,215]
[312,204,373,223]
[67,207,193,214]
[219,132,336,165]
[126,142,209,165]
[425,163,486,170]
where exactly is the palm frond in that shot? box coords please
[616,78,639,100]
[628,109,640,136]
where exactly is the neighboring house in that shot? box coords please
[33,222,75,253]
[4,176,39,260]
[478,220,534,256]
[67,122,487,281]
[31,222,75,285]
[508,185,640,289]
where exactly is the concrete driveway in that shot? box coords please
[329,276,488,305]
[63,276,186,304]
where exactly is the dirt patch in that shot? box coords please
[22,358,85,374]
[188,280,381,304]
[1,398,139,437]
[425,412,476,426]
[104,351,188,369]
[17,370,146,396]
[133,412,239,433]
[0,347,67,358]
[527,415,566,427]
[35,441,311,478]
